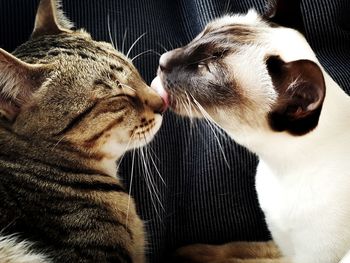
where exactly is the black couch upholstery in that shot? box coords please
[1,0,349,262]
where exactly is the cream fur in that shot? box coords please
[207,10,350,263]
[0,235,50,263]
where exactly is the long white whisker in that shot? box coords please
[126,146,136,226]
[181,95,192,118]
[114,18,119,51]
[121,28,128,55]
[142,145,164,207]
[190,95,226,137]
[116,137,133,172]
[184,91,196,145]
[140,143,165,212]
[143,134,166,186]
[52,135,66,151]
[107,14,116,49]
[146,143,160,162]
[119,83,136,92]
[167,39,175,50]
[126,32,147,58]
[191,95,230,168]
[157,42,168,53]
[224,0,231,15]
[139,146,162,219]
[131,49,162,62]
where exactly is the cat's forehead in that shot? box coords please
[188,10,271,49]
[204,9,268,34]
[14,33,133,71]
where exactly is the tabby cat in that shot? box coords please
[0,0,168,262]
[153,0,350,262]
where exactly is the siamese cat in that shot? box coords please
[152,0,350,262]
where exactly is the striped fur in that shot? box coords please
[0,0,166,262]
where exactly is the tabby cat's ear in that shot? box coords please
[0,49,48,122]
[264,0,305,34]
[32,0,74,38]
[266,56,326,135]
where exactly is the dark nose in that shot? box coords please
[159,52,172,72]
[159,48,182,73]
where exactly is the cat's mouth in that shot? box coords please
[151,75,201,117]
[151,76,178,110]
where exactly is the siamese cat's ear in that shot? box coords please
[267,56,326,135]
[264,0,305,34]
[32,0,74,38]
[0,49,48,122]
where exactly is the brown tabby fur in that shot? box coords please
[0,0,165,262]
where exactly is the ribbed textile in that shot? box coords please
[1,0,349,262]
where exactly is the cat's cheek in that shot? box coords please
[130,114,163,148]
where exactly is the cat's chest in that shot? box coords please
[255,159,350,262]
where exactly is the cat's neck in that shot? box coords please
[227,72,350,170]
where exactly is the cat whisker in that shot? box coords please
[190,95,230,168]
[190,95,226,137]
[126,146,136,227]
[145,141,160,162]
[223,0,232,15]
[184,91,195,121]
[184,91,196,145]
[119,83,136,92]
[167,39,175,50]
[156,42,168,53]
[142,144,164,211]
[116,137,133,172]
[126,32,147,58]
[52,135,67,151]
[143,133,166,186]
[181,95,192,118]
[131,49,162,62]
[138,145,162,219]
[114,18,118,52]
[140,138,164,211]
[121,28,128,55]
[107,14,117,49]
[186,55,218,67]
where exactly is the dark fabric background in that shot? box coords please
[0,0,349,262]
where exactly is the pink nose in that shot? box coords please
[151,76,169,113]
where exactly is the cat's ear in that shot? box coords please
[32,0,74,38]
[264,0,305,34]
[266,56,326,135]
[0,49,48,122]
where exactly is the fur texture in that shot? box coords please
[0,235,50,263]
[155,5,350,263]
[0,0,166,262]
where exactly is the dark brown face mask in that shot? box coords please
[152,0,326,136]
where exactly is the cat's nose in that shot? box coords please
[159,48,182,73]
[159,52,171,72]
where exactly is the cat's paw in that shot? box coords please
[172,244,225,263]
[171,242,283,263]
